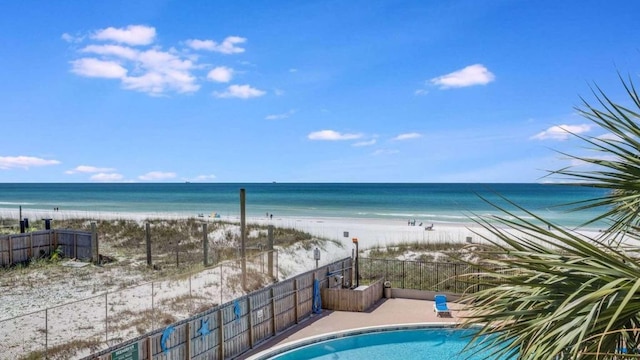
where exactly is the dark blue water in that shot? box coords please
[0,183,607,227]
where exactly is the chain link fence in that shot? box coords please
[0,250,277,360]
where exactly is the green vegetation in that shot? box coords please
[366,241,468,261]
[0,217,327,274]
[19,338,103,360]
[49,246,63,262]
[0,218,38,235]
[462,76,640,359]
[1,217,324,359]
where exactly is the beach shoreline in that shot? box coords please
[0,206,603,250]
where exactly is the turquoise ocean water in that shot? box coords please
[0,183,608,228]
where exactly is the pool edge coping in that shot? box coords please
[245,322,468,360]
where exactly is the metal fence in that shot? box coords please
[0,250,280,360]
[359,257,489,294]
[87,257,352,360]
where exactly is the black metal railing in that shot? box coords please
[359,258,495,294]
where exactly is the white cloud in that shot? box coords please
[122,49,199,94]
[207,66,234,83]
[81,44,138,60]
[414,89,428,96]
[352,139,377,147]
[216,36,247,54]
[67,26,246,95]
[308,130,363,141]
[373,149,400,156]
[138,171,177,181]
[90,173,124,182]
[430,64,495,89]
[194,174,217,181]
[289,68,298,73]
[71,58,128,78]
[65,165,116,174]
[186,36,246,54]
[122,72,166,94]
[72,48,199,94]
[597,132,623,141]
[265,109,296,120]
[91,25,156,46]
[0,156,60,170]
[392,132,422,141]
[61,33,83,43]
[531,124,592,140]
[214,84,265,99]
[186,39,215,50]
[137,49,193,72]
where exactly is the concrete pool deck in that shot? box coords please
[242,298,465,359]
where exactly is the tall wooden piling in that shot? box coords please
[203,223,209,266]
[145,223,152,267]
[240,188,247,291]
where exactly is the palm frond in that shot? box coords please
[460,198,640,360]
[546,76,640,243]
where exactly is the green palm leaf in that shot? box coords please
[460,204,640,359]
[547,75,640,242]
[459,75,640,359]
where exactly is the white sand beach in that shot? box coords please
[1,207,512,248]
[0,207,605,358]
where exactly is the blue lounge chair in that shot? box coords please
[433,294,450,317]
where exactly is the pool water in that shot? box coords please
[269,328,512,360]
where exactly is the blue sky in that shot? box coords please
[1,1,640,183]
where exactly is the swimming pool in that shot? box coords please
[248,324,514,360]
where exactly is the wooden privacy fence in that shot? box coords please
[321,277,384,312]
[86,257,353,360]
[0,229,95,266]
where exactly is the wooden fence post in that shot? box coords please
[74,232,78,259]
[248,297,254,348]
[294,279,299,324]
[271,287,277,335]
[218,308,225,359]
[146,337,152,360]
[8,236,12,265]
[28,232,33,259]
[240,188,247,291]
[146,223,152,267]
[185,323,191,359]
[267,226,274,279]
[91,223,98,264]
[203,223,209,266]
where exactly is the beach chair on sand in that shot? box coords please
[433,294,450,317]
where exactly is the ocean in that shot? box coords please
[0,183,608,228]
